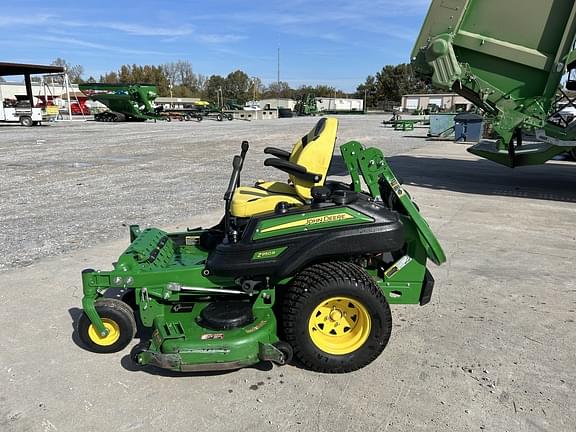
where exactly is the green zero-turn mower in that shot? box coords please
[77,118,446,373]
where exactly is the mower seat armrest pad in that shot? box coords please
[264,158,322,183]
[264,147,290,160]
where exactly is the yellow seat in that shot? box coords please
[288,117,338,199]
[230,118,339,218]
[230,187,304,218]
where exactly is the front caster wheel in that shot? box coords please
[273,341,293,365]
[130,341,150,364]
[283,262,392,373]
[78,298,136,353]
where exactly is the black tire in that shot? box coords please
[273,341,293,365]
[184,114,191,121]
[282,262,392,373]
[216,114,223,121]
[120,289,137,311]
[20,116,33,127]
[227,114,234,121]
[196,115,203,122]
[130,341,150,364]
[77,298,136,353]
[165,116,171,122]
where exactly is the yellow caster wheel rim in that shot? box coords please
[308,296,371,355]
[87,319,121,346]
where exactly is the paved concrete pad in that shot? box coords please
[0,119,575,431]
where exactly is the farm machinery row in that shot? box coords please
[78,83,235,123]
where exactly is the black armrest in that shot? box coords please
[264,158,322,183]
[264,147,291,160]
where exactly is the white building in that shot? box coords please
[0,81,79,101]
[401,93,474,112]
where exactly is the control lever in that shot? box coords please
[224,141,250,243]
[237,141,249,186]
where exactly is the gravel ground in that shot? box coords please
[0,115,429,271]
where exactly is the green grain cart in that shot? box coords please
[79,83,162,122]
[412,0,576,166]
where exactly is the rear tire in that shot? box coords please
[216,114,223,121]
[282,262,392,373]
[20,116,33,127]
[78,298,136,353]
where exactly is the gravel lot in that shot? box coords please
[0,116,428,271]
[0,117,575,431]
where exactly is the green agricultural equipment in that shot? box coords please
[79,83,162,122]
[191,100,234,122]
[394,120,418,131]
[77,118,446,373]
[295,94,320,116]
[412,0,576,167]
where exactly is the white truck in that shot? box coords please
[0,62,65,126]
[0,95,43,126]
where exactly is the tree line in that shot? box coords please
[94,61,348,105]
[51,58,431,107]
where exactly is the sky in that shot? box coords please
[0,0,430,92]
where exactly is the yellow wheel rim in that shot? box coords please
[87,319,121,346]
[308,296,371,355]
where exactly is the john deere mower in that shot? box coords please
[77,118,445,373]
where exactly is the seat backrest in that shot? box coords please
[289,117,338,199]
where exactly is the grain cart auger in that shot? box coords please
[412,0,576,167]
[76,118,445,373]
[79,83,163,122]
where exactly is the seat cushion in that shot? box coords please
[254,181,299,196]
[231,186,303,218]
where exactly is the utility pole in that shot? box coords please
[277,47,280,117]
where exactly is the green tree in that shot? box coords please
[357,63,429,108]
[293,84,345,100]
[355,75,377,108]
[203,75,226,103]
[102,64,170,95]
[100,71,119,83]
[223,70,251,104]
